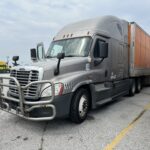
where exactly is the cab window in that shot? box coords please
[93,40,105,58]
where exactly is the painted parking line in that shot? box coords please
[103,102,150,150]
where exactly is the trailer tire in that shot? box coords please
[69,88,90,124]
[136,78,141,93]
[129,79,136,96]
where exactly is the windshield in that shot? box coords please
[46,37,91,58]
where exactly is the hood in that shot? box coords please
[13,57,90,80]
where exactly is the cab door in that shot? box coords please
[90,35,111,102]
[110,39,129,97]
[90,35,110,83]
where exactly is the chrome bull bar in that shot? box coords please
[0,76,56,121]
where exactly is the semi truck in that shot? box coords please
[0,16,150,123]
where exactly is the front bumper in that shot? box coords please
[29,93,72,118]
[0,76,71,121]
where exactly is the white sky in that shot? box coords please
[0,0,150,64]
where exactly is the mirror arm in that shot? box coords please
[94,58,104,66]
[54,59,61,76]
[37,42,45,60]
[13,61,19,66]
[54,53,65,76]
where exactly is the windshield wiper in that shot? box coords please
[65,55,81,57]
[46,56,53,58]
[47,55,82,58]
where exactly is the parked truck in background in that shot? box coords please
[0,16,150,123]
[0,61,10,73]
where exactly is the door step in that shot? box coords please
[96,97,112,106]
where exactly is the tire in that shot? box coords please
[136,78,142,93]
[129,79,136,96]
[70,88,90,124]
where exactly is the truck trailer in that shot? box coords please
[0,16,150,123]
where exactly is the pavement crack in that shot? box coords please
[39,122,49,150]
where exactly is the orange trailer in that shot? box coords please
[129,22,150,77]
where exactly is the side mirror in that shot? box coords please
[54,53,65,76]
[57,53,65,59]
[99,42,108,58]
[13,56,19,62]
[12,56,19,66]
[30,48,37,61]
[37,43,45,60]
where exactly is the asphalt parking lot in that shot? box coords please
[0,74,150,150]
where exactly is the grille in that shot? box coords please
[9,70,39,98]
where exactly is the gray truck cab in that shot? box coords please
[0,16,130,123]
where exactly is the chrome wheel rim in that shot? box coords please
[79,95,88,118]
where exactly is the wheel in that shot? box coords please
[129,79,136,96]
[70,88,90,124]
[136,78,142,93]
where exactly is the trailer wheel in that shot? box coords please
[136,78,142,93]
[129,79,136,96]
[70,88,90,124]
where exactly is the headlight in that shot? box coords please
[40,84,52,98]
[40,83,64,98]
